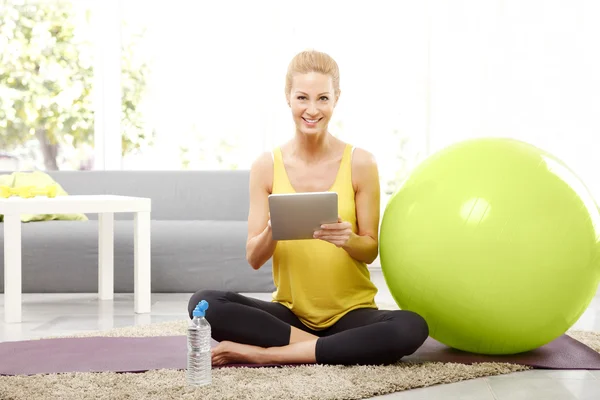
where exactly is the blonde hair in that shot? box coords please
[285,50,340,96]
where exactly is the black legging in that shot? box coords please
[188,289,429,366]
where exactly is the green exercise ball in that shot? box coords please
[380,137,600,355]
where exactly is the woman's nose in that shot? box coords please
[306,102,318,116]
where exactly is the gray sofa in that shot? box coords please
[0,171,275,294]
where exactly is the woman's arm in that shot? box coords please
[313,148,381,264]
[344,147,380,263]
[245,152,277,270]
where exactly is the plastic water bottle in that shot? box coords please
[187,300,211,387]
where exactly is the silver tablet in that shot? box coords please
[268,192,338,241]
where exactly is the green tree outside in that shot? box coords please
[0,0,148,170]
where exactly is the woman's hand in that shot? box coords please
[313,216,354,248]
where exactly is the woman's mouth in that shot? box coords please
[302,117,321,126]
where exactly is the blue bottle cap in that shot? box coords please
[192,300,209,317]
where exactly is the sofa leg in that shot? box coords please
[98,212,114,300]
[134,211,151,313]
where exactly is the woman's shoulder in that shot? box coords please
[347,144,378,169]
[249,151,275,190]
[347,144,379,189]
[252,140,291,168]
[251,151,274,170]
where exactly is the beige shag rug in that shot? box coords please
[0,320,598,400]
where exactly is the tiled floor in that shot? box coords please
[1,269,599,399]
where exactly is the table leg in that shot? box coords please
[98,212,114,300]
[4,215,22,323]
[134,211,151,313]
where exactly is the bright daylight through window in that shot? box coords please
[1,0,599,202]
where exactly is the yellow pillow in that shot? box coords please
[0,173,15,222]
[10,171,88,223]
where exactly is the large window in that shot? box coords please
[117,1,429,197]
[119,1,278,171]
[0,0,95,171]
[1,0,598,201]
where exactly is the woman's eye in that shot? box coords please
[296,95,328,101]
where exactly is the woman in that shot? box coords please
[188,50,429,366]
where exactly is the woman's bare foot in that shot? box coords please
[211,341,266,366]
[211,339,318,366]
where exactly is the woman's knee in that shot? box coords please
[187,289,230,319]
[388,310,429,357]
[405,311,429,351]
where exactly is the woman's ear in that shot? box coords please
[334,91,341,107]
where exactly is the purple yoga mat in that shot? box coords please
[0,336,188,376]
[1,334,599,376]
[403,335,600,370]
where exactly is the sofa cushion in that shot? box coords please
[0,220,274,294]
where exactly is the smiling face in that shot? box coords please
[287,72,339,137]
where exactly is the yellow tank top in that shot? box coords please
[271,143,378,330]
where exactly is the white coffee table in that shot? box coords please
[0,195,152,323]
